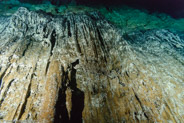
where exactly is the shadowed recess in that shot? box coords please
[54,59,84,123]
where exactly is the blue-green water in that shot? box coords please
[0,0,184,32]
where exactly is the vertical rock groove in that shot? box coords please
[0,79,14,106]
[67,21,72,37]
[50,29,56,56]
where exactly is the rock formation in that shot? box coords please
[0,7,184,122]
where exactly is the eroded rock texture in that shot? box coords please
[0,7,184,122]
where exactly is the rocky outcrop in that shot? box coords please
[0,7,184,122]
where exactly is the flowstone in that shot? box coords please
[0,7,184,122]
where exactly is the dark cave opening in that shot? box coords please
[54,59,84,123]
[54,77,69,123]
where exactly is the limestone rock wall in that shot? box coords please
[0,7,184,122]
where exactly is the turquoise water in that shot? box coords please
[0,0,184,32]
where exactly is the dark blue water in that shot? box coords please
[5,0,184,18]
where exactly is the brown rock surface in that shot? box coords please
[0,7,184,122]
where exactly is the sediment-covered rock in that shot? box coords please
[0,7,184,122]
